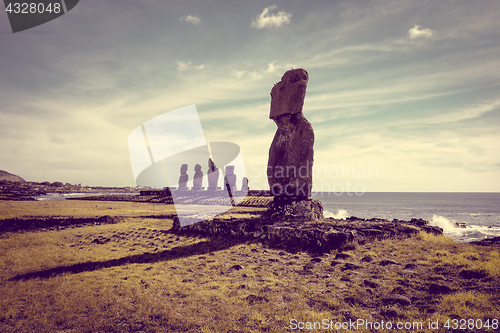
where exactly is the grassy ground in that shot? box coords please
[0,200,499,332]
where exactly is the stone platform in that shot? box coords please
[173,215,443,254]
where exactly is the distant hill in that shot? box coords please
[0,170,26,182]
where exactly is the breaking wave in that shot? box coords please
[324,209,349,220]
[430,214,500,242]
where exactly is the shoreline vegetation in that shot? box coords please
[0,200,499,332]
[0,179,140,201]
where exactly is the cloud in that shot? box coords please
[251,5,291,29]
[176,60,191,72]
[408,24,434,40]
[176,61,204,72]
[180,15,201,25]
[229,61,295,81]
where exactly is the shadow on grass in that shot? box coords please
[9,236,249,281]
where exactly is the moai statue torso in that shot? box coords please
[178,163,189,189]
[192,164,203,190]
[207,158,220,190]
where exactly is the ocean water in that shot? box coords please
[312,192,500,243]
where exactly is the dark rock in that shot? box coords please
[459,269,488,279]
[380,308,402,318]
[409,218,428,226]
[344,296,366,306]
[380,259,399,266]
[390,286,407,295]
[342,263,362,271]
[361,255,373,262]
[310,257,322,263]
[181,279,193,283]
[330,260,343,266]
[381,295,411,306]
[335,253,351,260]
[421,226,443,235]
[303,263,315,270]
[404,263,417,269]
[296,270,314,275]
[228,264,244,271]
[364,279,379,288]
[471,236,500,246]
[428,283,453,294]
[246,294,268,305]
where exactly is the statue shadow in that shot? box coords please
[9,235,249,281]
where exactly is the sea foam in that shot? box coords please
[430,214,500,242]
[324,209,349,220]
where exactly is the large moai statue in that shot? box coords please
[207,158,220,191]
[266,68,323,221]
[192,164,203,190]
[178,164,189,190]
[224,165,237,192]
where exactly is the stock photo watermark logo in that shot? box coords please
[4,0,79,33]
[128,105,247,227]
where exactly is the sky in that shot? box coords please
[0,0,499,192]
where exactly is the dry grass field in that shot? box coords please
[0,200,499,332]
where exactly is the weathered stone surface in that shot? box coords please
[270,68,309,119]
[268,68,314,200]
[246,294,268,305]
[428,283,453,294]
[174,216,442,254]
[265,198,323,222]
[459,269,488,279]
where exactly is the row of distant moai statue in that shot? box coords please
[176,158,248,192]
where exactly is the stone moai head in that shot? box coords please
[194,164,202,172]
[270,68,308,120]
[180,164,188,175]
[225,165,234,175]
[208,158,217,172]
